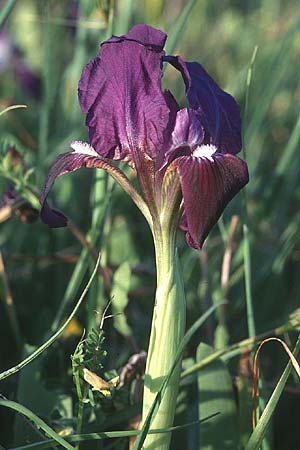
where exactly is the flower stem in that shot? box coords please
[142,226,186,450]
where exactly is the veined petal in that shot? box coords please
[40,142,151,227]
[159,108,204,172]
[109,24,167,49]
[165,56,242,155]
[78,24,171,163]
[171,108,204,150]
[171,153,248,249]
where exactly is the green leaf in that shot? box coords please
[235,375,253,448]
[173,358,200,450]
[8,415,219,450]
[13,345,61,446]
[0,254,101,382]
[197,343,239,450]
[0,399,75,450]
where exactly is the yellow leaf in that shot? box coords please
[83,368,119,397]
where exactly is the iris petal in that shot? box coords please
[78,24,171,164]
[171,108,203,151]
[40,143,140,228]
[171,153,249,249]
[165,56,242,155]
[160,108,204,170]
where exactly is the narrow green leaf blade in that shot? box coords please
[245,335,300,450]
[0,400,75,450]
[197,343,239,450]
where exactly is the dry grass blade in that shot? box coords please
[221,215,239,295]
[0,251,22,347]
[0,104,27,117]
[0,199,24,223]
[67,220,112,288]
[252,337,300,428]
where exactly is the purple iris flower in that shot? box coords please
[41,24,248,249]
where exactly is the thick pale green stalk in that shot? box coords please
[142,226,186,450]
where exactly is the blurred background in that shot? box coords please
[0,1,299,449]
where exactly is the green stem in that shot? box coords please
[73,366,84,450]
[142,226,186,450]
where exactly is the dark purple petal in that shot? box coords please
[162,89,179,141]
[165,56,242,155]
[171,153,248,249]
[110,24,167,50]
[78,24,171,164]
[40,201,67,228]
[171,108,203,151]
[40,142,126,227]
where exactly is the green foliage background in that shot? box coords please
[0,1,299,449]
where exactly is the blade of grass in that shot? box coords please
[245,334,300,450]
[165,0,198,54]
[243,45,259,152]
[0,0,17,28]
[113,0,134,35]
[86,172,111,331]
[0,251,22,349]
[0,254,101,382]
[275,110,300,177]
[245,21,298,163]
[0,399,75,450]
[50,172,112,331]
[0,104,27,117]
[180,314,300,379]
[197,343,239,449]
[243,45,271,446]
[242,43,257,339]
[243,223,256,338]
[8,414,219,450]
[37,0,51,180]
[252,337,300,429]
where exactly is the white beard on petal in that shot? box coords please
[192,144,217,161]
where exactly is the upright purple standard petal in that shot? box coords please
[165,56,242,154]
[171,108,204,151]
[159,108,204,170]
[78,24,171,164]
[171,153,248,249]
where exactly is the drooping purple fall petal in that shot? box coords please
[78,24,172,164]
[40,142,129,227]
[165,56,242,155]
[171,152,248,249]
